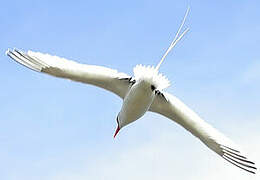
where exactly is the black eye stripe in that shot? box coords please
[151,85,156,91]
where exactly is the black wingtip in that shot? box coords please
[221,145,240,153]
[223,156,256,174]
[224,152,255,165]
[223,154,257,170]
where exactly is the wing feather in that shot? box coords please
[149,92,257,174]
[6,49,131,98]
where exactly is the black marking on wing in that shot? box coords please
[223,151,255,164]
[222,149,247,159]
[119,77,136,85]
[220,144,257,174]
[6,49,44,72]
[221,144,240,153]
[151,85,156,91]
[155,90,167,101]
[223,156,256,174]
[119,77,131,81]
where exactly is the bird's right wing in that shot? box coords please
[6,49,132,98]
[149,92,257,174]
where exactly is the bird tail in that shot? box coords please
[155,7,190,71]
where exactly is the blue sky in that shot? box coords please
[1,0,260,179]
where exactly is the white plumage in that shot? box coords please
[133,64,170,90]
[5,8,257,174]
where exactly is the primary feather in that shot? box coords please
[150,92,257,174]
[6,48,131,98]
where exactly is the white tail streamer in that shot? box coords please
[155,7,190,71]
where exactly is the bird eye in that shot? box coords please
[151,85,156,91]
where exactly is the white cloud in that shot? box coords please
[48,130,259,180]
[7,94,259,180]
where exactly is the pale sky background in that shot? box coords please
[1,0,260,179]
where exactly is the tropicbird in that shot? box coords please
[6,8,257,174]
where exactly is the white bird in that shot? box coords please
[6,8,257,174]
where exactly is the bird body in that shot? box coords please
[5,8,257,174]
[118,79,156,128]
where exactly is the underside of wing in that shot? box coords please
[6,48,132,98]
[149,92,257,174]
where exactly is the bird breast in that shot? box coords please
[118,81,155,128]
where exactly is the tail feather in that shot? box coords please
[155,7,190,71]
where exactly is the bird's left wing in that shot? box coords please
[149,92,257,174]
[6,49,132,98]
